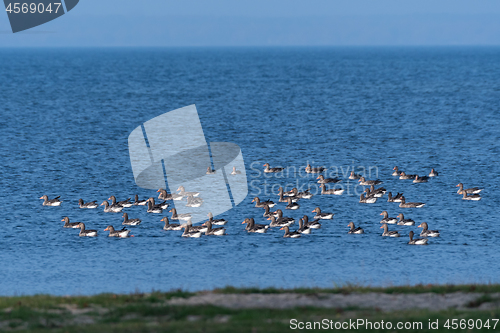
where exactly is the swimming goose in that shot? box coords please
[359,193,377,204]
[207,212,227,225]
[157,188,183,201]
[392,166,403,176]
[286,187,313,199]
[297,218,312,234]
[262,205,277,218]
[305,164,326,174]
[122,213,141,226]
[279,226,301,238]
[133,195,148,206]
[263,163,284,173]
[418,222,440,237]
[181,224,202,238]
[268,216,293,228]
[242,218,268,233]
[161,217,182,231]
[285,197,300,210]
[78,199,98,209]
[272,209,295,225]
[428,168,439,177]
[456,183,482,195]
[186,194,203,207]
[78,223,97,237]
[109,196,132,208]
[148,197,169,210]
[182,220,207,233]
[177,186,200,197]
[104,225,131,238]
[347,222,364,234]
[396,213,415,226]
[252,197,276,208]
[169,208,192,221]
[387,192,404,202]
[40,195,61,206]
[302,215,321,229]
[380,223,400,237]
[231,166,242,175]
[311,207,333,219]
[146,200,162,214]
[408,230,428,245]
[399,172,417,180]
[62,217,80,228]
[206,166,216,174]
[203,220,226,236]
[349,171,362,180]
[358,177,382,186]
[461,191,481,201]
[399,197,425,208]
[380,211,397,224]
[317,175,340,184]
[413,175,429,183]
[320,184,344,195]
[101,201,123,213]
[278,188,299,202]
[369,185,386,197]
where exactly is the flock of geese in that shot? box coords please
[39,163,482,243]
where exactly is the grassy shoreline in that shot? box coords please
[1,284,499,332]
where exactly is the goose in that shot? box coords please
[109,196,132,208]
[278,188,299,202]
[148,197,169,210]
[133,195,147,206]
[280,226,301,238]
[461,192,481,201]
[359,193,377,204]
[302,215,321,229]
[272,209,295,225]
[157,188,184,201]
[177,186,200,197]
[349,171,362,180]
[285,197,300,210]
[62,217,80,228]
[182,220,207,233]
[456,183,482,195]
[380,211,397,224]
[206,166,216,174]
[186,194,203,207]
[368,185,386,197]
[387,192,404,202]
[399,197,425,208]
[286,187,313,199]
[380,223,400,237]
[396,213,415,226]
[169,208,192,221]
[242,218,268,233]
[252,197,276,208]
[418,222,440,237]
[122,213,141,226]
[297,218,312,234]
[203,220,226,236]
[320,184,344,195]
[392,166,403,176]
[78,223,97,237]
[78,199,98,209]
[207,212,227,225]
[428,168,439,177]
[231,166,242,175]
[262,205,277,218]
[358,177,382,186]
[181,224,202,238]
[347,222,364,234]
[263,163,284,173]
[104,225,131,238]
[268,216,293,228]
[408,230,428,245]
[146,200,162,214]
[311,207,333,219]
[161,217,182,231]
[413,175,429,183]
[40,195,61,206]
[305,164,326,174]
[316,175,340,184]
[399,172,417,180]
[101,201,123,213]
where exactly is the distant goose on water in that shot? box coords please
[40,195,61,206]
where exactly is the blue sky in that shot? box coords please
[1,0,500,46]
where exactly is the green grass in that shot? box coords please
[0,284,498,332]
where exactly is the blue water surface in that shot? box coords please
[0,47,499,295]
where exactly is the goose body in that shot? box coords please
[161,217,182,231]
[169,208,192,221]
[40,195,61,206]
[349,171,362,180]
[302,215,321,229]
[428,168,439,177]
[418,222,440,237]
[231,166,242,175]
[263,163,284,173]
[78,223,97,237]
[387,192,404,202]
[285,197,300,210]
[396,213,415,226]
[286,187,313,199]
[312,207,333,219]
[359,194,377,204]
[101,201,123,213]
[133,195,148,206]
[207,212,227,225]
[146,201,162,214]
[252,197,276,208]
[358,177,382,186]
[399,197,425,208]
[379,211,397,224]
[243,218,268,233]
[347,222,364,234]
[305,164,326,174]
[203,220,226,236]
[206,166,216,174]
[186,194,203,207]
[62,217,80,229]
[109,196,132,208]
[392,166,403,176]
[297,218,312,234]
[177,186,200,197]
[456,183,482,195]
[380,223,400,237]
[104,225,131,238]
[368,185,386,197]
[78,199,98,209]
[148,197,169,210]
[461,192,481,201]
[280,226,301,238]
[413,175,429,183]
[408,231,428,245]
[320,184,344,195]
[122,213,141,226]
[157,189,184,201]
[399,172,417,180]
[181,224,202,238]
[316,175,340,184]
